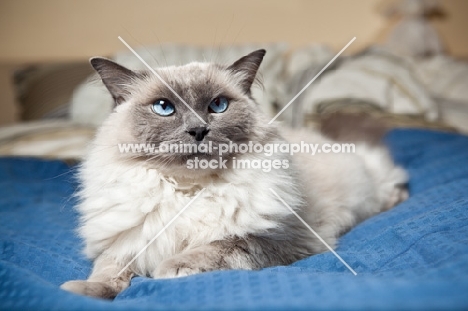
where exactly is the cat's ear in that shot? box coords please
[228,49,266,94]
[90,57,139,105]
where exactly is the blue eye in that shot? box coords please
[209,97,229,113]
[152,99,175,116]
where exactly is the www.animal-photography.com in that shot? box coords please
[1,0,468,310]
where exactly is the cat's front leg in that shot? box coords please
[61,254,133,299]
[153,237,302,279]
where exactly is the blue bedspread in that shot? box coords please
[1,129,468,310]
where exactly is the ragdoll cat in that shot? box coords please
[61,49,408,299]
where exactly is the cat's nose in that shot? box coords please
[187,126,210,141]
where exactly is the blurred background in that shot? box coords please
[1,2,468,310]
[0,0,467,158]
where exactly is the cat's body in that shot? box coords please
[61,50,408,299]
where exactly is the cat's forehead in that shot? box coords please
[156,62,222,82]
[134,61,237,101]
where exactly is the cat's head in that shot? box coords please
[91,49,277,175]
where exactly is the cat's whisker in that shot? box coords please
[42,165,79,181]
[150,30,169,68]
[225,22,247,61]
[214,13,235,65]
[142,43,164,70]
[120,26,162,68]
[209,26,219,63]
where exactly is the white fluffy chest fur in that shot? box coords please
[78,144,299,275]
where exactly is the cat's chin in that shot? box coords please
[156,164,225,179]
[139,152,235,179]
[135,153,229,178]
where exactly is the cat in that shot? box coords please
[61,49,408,299]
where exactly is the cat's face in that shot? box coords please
[91,50,276,174]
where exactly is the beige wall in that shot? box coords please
[0,0,467,124]
[1,0,467,63]
[0,0,379,63]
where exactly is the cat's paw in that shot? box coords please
[152,258,206,279]
[61,280,118,299]
[384,184,409,210]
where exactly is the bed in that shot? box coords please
[1,128,467,310]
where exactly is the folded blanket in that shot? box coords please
[0,120,95,159]
[1,129,467,310]
[291,48,439,125]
